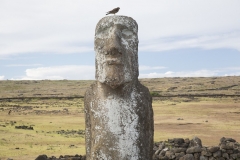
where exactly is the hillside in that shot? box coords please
[0,76,240,99]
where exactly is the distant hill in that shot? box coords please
[0,76,239,99]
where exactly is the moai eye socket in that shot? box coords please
[95,27,111,39]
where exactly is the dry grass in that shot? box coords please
[0,76,240,159]
[0,98,85,160]
[153,97,240,145]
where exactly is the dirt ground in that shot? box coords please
[0,97,239,159]
[0,77,240,159]
[153,97,240,146]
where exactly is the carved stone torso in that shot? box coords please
[85,82,153,159]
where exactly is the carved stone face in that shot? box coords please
[95,16,139,89]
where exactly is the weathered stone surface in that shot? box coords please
[233,149,240,154]
[159,149,167,156]
[181,143,190,148]
[194,152,201,159]
[213,150,222,158]
[208,156,216,160]
[237,152,240,158]
[35,155,48,160]
[201,148,212,157]
[172,147,187,153]
[200,155,208,160]
[185,138,190,144]
[189,137,202,147]
[226,142,235,150]
[226,149,234,154]
[222,152,229,159]
[175,152,185,160]
[174,138,185,144]
[159,142,166,150]
[208,146,220,153]
[220,137,236,143]
[155,149,162,156]
[179,154,194,160]
[230,153,238,159]
[186,146,202,154]
[159,155,169,160]
[166,151,176,159]
[84,16,153,160]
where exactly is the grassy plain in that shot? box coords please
[0,76,240,159]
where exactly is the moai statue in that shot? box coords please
[84,16,154,160]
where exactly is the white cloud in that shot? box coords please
[139,65,166,71]
[13,64,240,80]
[139,70,219,78]
[5,64,42,67]
[1,0,240,58]
[140,31,240,52]
[16,65,166,80]
[15,65,95,80]
[139,67,240,78]
[0,76,5,80]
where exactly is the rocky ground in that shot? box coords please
[34,137,240,160]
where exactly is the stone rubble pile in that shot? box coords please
[35,137,240,160]
[153,137,240,160]
[35,154,86,160]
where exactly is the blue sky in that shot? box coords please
[0,0,240,80]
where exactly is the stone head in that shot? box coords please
[94,16,139,89]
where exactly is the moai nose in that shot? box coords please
[106,28,122,55]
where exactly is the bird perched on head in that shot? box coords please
[106,7,120,15]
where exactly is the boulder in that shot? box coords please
[212,150,221,158]
[186,146,202,154]
[179,154,194,160]
[208,146,220,153]
[189,137,202,147]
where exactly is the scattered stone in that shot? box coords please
[15,125,34,130]
[208,156,215,160]
[35,137,240,160]
[222,152,229,159]
[200,155,208,160]
[175,152,185,159]
[212,150,221,158]
[154,137,240,160]
[230,153,238,159]
[177,118,184,120]
[189,137,202,147]
[194,152,201,159]
[172,147,187,153]
[201,147,212,157]
[208,146,220,153]
[174,138,185,144]
[220,137,236,143]
[165,151,175,159]
[35,155,48,160]
[184,138,190,144]
[186,146,202,154]
[179,154,194,160]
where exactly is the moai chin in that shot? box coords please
[84,16,154,160]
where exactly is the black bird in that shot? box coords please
[106,7,120,15]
